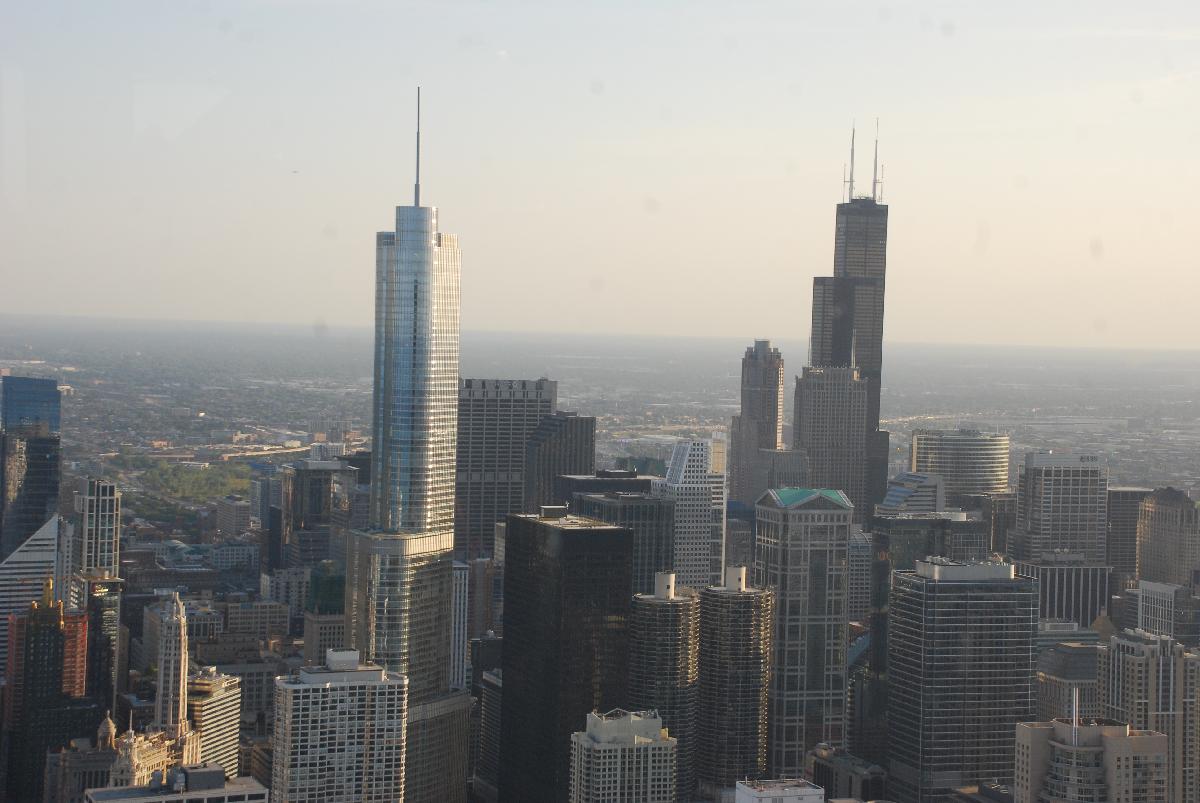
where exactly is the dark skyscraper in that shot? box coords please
[2,580,99,803]
[800,135,890,508]
[0,376,63,561]
[498,510,632,803]
[1,376,61,434]
[456,378,557,559]
[729,340,784,506]
[1107,486,1152,593]
[271,458,350,569]
[79,572,125,715]
[573,491,674,595]
[522,411,596,511]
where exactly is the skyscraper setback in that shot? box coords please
[346,93,470,802]
[796,132,890,511]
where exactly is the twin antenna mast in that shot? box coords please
[844,119,883,203]
[415,91,882,207]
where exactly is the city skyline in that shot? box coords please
[4,2,1199,349]
[2,3,1200,801]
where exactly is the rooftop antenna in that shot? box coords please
[414,87,421,207]
[871,118,880,202]
[842,163,848,202]
[847,123,856,200]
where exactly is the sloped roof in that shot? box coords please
[759,488,853,510]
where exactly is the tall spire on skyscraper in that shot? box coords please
[871,118,880,202]
[414,87,422,207]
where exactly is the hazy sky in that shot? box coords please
[3,1,1198,349]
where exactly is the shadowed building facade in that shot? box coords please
[697,566,773,800]
[729,340,785,506]
[499,511,632,803]
[755,488,852,772]
[628,572,699,801]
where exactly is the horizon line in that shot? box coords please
[0,312,1196,356]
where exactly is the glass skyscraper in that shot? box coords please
[0,377,62,560]
[1,376,61,434]
[345,109,470,802]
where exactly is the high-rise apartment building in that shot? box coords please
[574,491,674,595]
[1097,629,1200,803]
[793,366,869,517]
[271,649,408,803]
[568,709,677,803]
[345,117,472,803]
[652,439,726,588]
[499,510,632,803]
[0,379,61,560]
[1014,718,1168,803]
[68,477,121,582]
[697,567,773,799]
[755,488,851,771]
[456,377,557,558]
[909,429,1010,506]
[1107,486,1152,592]
[1137,487,1200,588]
[187,667,241,778]
[1010,452,1108,563]
[729,340,785,506]
[523,411,596,511]
[888,559,1037,802]
[629,572,699,801]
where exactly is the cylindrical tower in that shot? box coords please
[910,428,1010,504]
[629,572,700,800]
[697,566,773,798]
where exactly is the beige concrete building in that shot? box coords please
[1097,629,1200,803]
[1014,718,1167,802]
[568,710,677,803]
